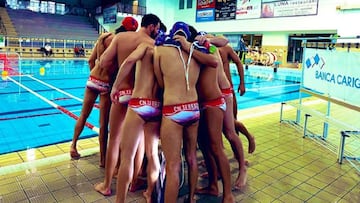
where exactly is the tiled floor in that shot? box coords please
[0,98,359,203]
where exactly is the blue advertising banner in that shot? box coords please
[196,8,215,22]
[103,4,117,24]
[303,48,360,107]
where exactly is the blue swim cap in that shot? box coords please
[154,30,168,46]
[169,21,191,40]
[198,31,208,36]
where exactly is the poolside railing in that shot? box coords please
[280,37,360,171]
[0,36,95,58]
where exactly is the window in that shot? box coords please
[29,0,39,12]
[287,34,334,63]
[187,0,192,9]
[40,1,48,13]
[179,0,184,9]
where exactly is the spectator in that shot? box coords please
[74,45,85,57]
[44,43,53,57]
[79,45,85,56]
[74,46,80,57]
[115,16,139,34]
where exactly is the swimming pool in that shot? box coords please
[0,60,304,154]
[0,59,99,155]
[231,65,303,109]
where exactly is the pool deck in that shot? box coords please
[0,98,359,202]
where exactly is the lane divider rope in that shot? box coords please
[7,76,99,133]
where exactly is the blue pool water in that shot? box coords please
[231,65,303,109]
[0,59,304,154]
[0,59,98,155]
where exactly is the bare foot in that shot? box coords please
[222,194,235,203]
[143,190,151,203]
[94,182,112,196]
[99,157,105,168]
[129,178,147,192]
[99,161,105,168]
[185,196,197,203]
[195,186,219,196]
[70,147,80,159]
[248,134,256,154]
[233,170,247,190]
[245,160,249,166]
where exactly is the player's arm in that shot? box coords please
[153,47,164,88]
[99,34,118,70]
[195,34,229,47]
[229,46,246,95]
[88,42,98,70]
[208,35,229,47]
[174,35,218,68]
[192,48,218,68]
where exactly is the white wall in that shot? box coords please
[262,32,289,46]
[337,9,360,41]
[146,0,175,30]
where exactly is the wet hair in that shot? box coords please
[188,25,198,42]
[141,13,161,28]
[115,25,127,34]
[160,22,167,32]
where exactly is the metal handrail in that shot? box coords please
[2,35,96,50]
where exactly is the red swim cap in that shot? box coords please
[122,16,138,31]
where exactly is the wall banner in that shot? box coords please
[103,4,117,24]
[215,0,237,21]
[196,8,215,22]
[303,48,360,107]
[236,0,261,19]
[196,0,216,22]
[197,0,319,22]
[261,0,319,18]
[197,0,216,9]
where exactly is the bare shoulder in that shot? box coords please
[104,34,114,47]
[138,41,153,48]
[224,45,233,52]
[98,32,112,41]
[219,45,232,54]
[134,42,152,54]
[154,45,167,52]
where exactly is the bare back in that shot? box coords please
[155,46,200,105]
[132,47,159,99]
[197,50,223,102]
[100,31,155,90]
[89,33,116,83]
